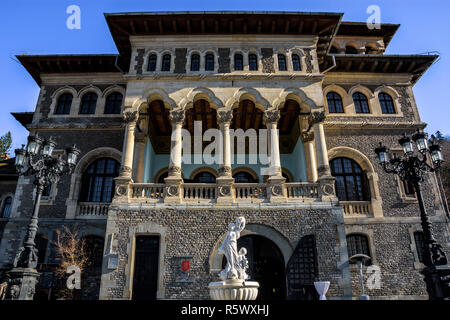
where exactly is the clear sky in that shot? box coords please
[1,0,449,153]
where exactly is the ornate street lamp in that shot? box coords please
[374,130,450,300]
[5,134,80,300]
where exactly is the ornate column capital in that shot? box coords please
[263,110,280,125]
[123,110,138,124]
[217,110,233,124]
[301,131,315,143]
[169,109,185,125]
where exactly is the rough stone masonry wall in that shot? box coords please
[326,129,450,299]
[102,207,348,300]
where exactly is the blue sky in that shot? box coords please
[1,0,449,153]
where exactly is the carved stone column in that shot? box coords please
[164,109,185,203]
[302,131,318,182]
[114,110,138,202]
[133,133,147,183]
[264,110,286,203]
[216,110,234,204]
[309,110,337,201]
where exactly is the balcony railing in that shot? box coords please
[341,201,372,217]
[125,181,325,204]
[76,202,110,218]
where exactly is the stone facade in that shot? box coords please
[1,12,449,300]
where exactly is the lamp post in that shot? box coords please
[5,134,80,300]
[374,130,450,300]
[349,254,371,300]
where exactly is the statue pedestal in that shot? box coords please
[208,279,259,300]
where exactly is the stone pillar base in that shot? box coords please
[113,176,133,203]
[216,176,234,204]
[6,267,40,300]
[318,175,338,202]
[164,177,183,203]
[267,175,286,203]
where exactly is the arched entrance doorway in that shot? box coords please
[222,234,286,300]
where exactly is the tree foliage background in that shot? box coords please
[0,132,12,159]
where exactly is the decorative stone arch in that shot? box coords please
[180,87,224,110]
[328,146,383,217]
[246,48,262,71]
[49,85,78,116]
[101,85,126,115]
[274,49,288,71]
[201,49,220,73]
[348,84,375,115]
[273,87,317,113]
[142,49,161,72]
[76,85,104,115]
[323,84,352,115]
[159,49,175,73]
[373,85,403,117]
[65,147,122,219]
[229,49,245,71]
[286,48,304,71]
[102,84,126,98]
[345,42,360,53]
[232,166,259,182]
[186,49,202,72]
[226,87,271,111]
[189,166,218,181]
[209,223,294,274]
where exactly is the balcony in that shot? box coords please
[340,201,372,218]
[124,181,325,204]
[76,202,110,219]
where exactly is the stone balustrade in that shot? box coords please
[341,201,372,217]
[76,202,110,218]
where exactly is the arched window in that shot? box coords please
[192,171,216,183]
[161,54,171,72]
[205,54,214,71]
[80,158,120,203]
[233,171,257,183]
[353,92,370,113]
[345,46,358,54]
[414,231,426,263]
[191,54,200,71]
[278,54,287,71]
[292,54,301,71]
[104,92,123,114]
[80,92,97,114]
[249,54,258,71]
[329,46,338,54]
[346,234,371,265]
[1,196,12,218]
[147,54,157,72]
[55,93,73,115]
[234,53,243,71]
[378,92,396,114]
[330,157,370,201]
[326,92,344,113]
[83,235,104,268]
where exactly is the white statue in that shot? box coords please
[218,217,249,281]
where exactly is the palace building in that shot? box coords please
[0,11,449,300]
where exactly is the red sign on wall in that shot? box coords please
[181,260,190,272]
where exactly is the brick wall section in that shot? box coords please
[261,48,275,73]
[104,207,348,300]
[218,48,231,73]
[174,48,187,74]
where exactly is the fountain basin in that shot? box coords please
[208,279,259,300]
